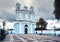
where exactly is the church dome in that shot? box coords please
[24,6,28,10]
[24,6,28,8]
[30,6,34,13]
[16,3,20,6]
[16,3,21,11]
[30,6,34,9]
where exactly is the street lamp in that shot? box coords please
[3,21,5,30]
[53,26,56,36]
[8,29,14,34]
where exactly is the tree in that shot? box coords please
[39,18,48,34]
[35,18,48,34]
[36,22,40,27]
[54,0,60,20]
[39,18,48,29]
[0,29,7,41]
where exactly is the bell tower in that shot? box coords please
[30,6,34,21]
[16,3,20,20]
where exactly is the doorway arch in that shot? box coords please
[24,24,28,34]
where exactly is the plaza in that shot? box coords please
[2,34,60,42]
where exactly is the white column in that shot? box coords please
[30,14,32,21]
[16,13,19,20]
[19,23,21,34]
[27,14,28,20]
[21,23,25,34]
[31,23,33,34]
[28,23,31,34]
[22,12,25,19]
[20,23,25,34]
[28,13,30,20]
[29,23,31,34]
[31,23,36,34]
[25,14,28,20]
[34,23,36,33]
[19,12,23,19]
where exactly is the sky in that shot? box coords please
[0,0,60,29]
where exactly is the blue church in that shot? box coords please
[14,2,36,34]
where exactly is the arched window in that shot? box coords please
[24,24,28,34]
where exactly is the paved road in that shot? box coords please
[1,34,60,42]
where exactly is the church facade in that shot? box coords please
[14,3,36,34]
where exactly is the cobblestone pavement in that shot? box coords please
[1,34,60,42]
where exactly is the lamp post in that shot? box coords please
[53,26,56,36]
[8,29,14,34]
[0,26,1,38]
[3,21,5,30]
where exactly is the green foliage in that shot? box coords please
[0,29,7,41]
[35,18,48,30]
[54,0,60,20]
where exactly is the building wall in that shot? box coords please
[14,3,35,34]
[14,23,20,34]
[14,21,36,34]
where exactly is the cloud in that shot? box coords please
[46,19,60,29]
[5,22,14,29]
[0,0,16,22]
[33,0,55,21]
[0,0,55,22]
[1,0,60,29]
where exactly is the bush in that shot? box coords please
[58,34,60,37]
[0,29,7,41]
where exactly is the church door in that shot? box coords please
[25,28,28,34]
[24,24,28,34]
